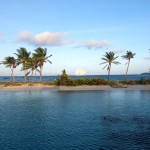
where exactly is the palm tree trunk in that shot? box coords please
[23,63,27,82]
[125,59,130,80]
[108,64,111,81]
[24,70,27,82]
[40,66,43,82]
[34,70,37,81]
[10,66,14,82]
[30,70,33,82]
[10,68,12,82]
[12,68,14,82]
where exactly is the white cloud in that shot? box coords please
[75,39,110,49]
[15,31,73,46]
[75,69,86,75]
[16,31,32,43]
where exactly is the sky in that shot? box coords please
[0,0,150,76]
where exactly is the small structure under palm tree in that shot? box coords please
[122,51,136,80]
[33,47,52,81]
[100,51,120,81]
[1,56,16,82]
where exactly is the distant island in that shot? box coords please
[141,72,150,75]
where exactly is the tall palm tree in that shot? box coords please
[122,51,136,80]
[1,56,16,82]
[14,47,31,82]
[100,51,120,81]
[33,47,52,81]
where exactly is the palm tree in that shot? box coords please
[33,47,52,81]
[23,56,39,82]
[1,56,16,82]
[122,51,136,80]
[14,47,31,82]
[100,51,120,81]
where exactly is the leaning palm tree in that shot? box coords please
[14,47,31,82]
[100,51,120,81]
[33,47,52,81]
[23,56,39,82]
[1,56,16,82]
[122,51,136,80]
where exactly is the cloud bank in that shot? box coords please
[15,31,73,46]
[75,39,110,49]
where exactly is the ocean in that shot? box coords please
[0,90,150,149]
[0,74,150,82]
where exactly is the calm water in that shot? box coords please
[0,90,150,150]
[0,74,150,82]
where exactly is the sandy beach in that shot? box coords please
[0,84,150,91]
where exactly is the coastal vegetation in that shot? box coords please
[58,69,69,85]
[58,69,150,86]
[0,48,149,87]
[0,77,150,87]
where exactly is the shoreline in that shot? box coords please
[0,84,150,91]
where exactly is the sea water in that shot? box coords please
[0,74,150,82]
[0,90,150,150]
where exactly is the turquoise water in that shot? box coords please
[0,90,150,150]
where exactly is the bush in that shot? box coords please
[66,78,108,86]
[41,81,58,85]
[139,77,146,85]
[58,69,69,85]
[108,81,118,86]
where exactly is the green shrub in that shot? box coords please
[67,78,108,86]
[67,78,76,86]
[41,81,58,85]
[139,77,147,85]
[58,69,69,85]
[108,81,118,86]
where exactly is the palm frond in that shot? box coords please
[100,62,107,65]
[47,60,52,64]
[102,64,108,70]
[25,70,31,77]
[112,61,121,65]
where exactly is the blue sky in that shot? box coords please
[0,0,150,76]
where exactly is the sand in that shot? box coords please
[0,84,150,91]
